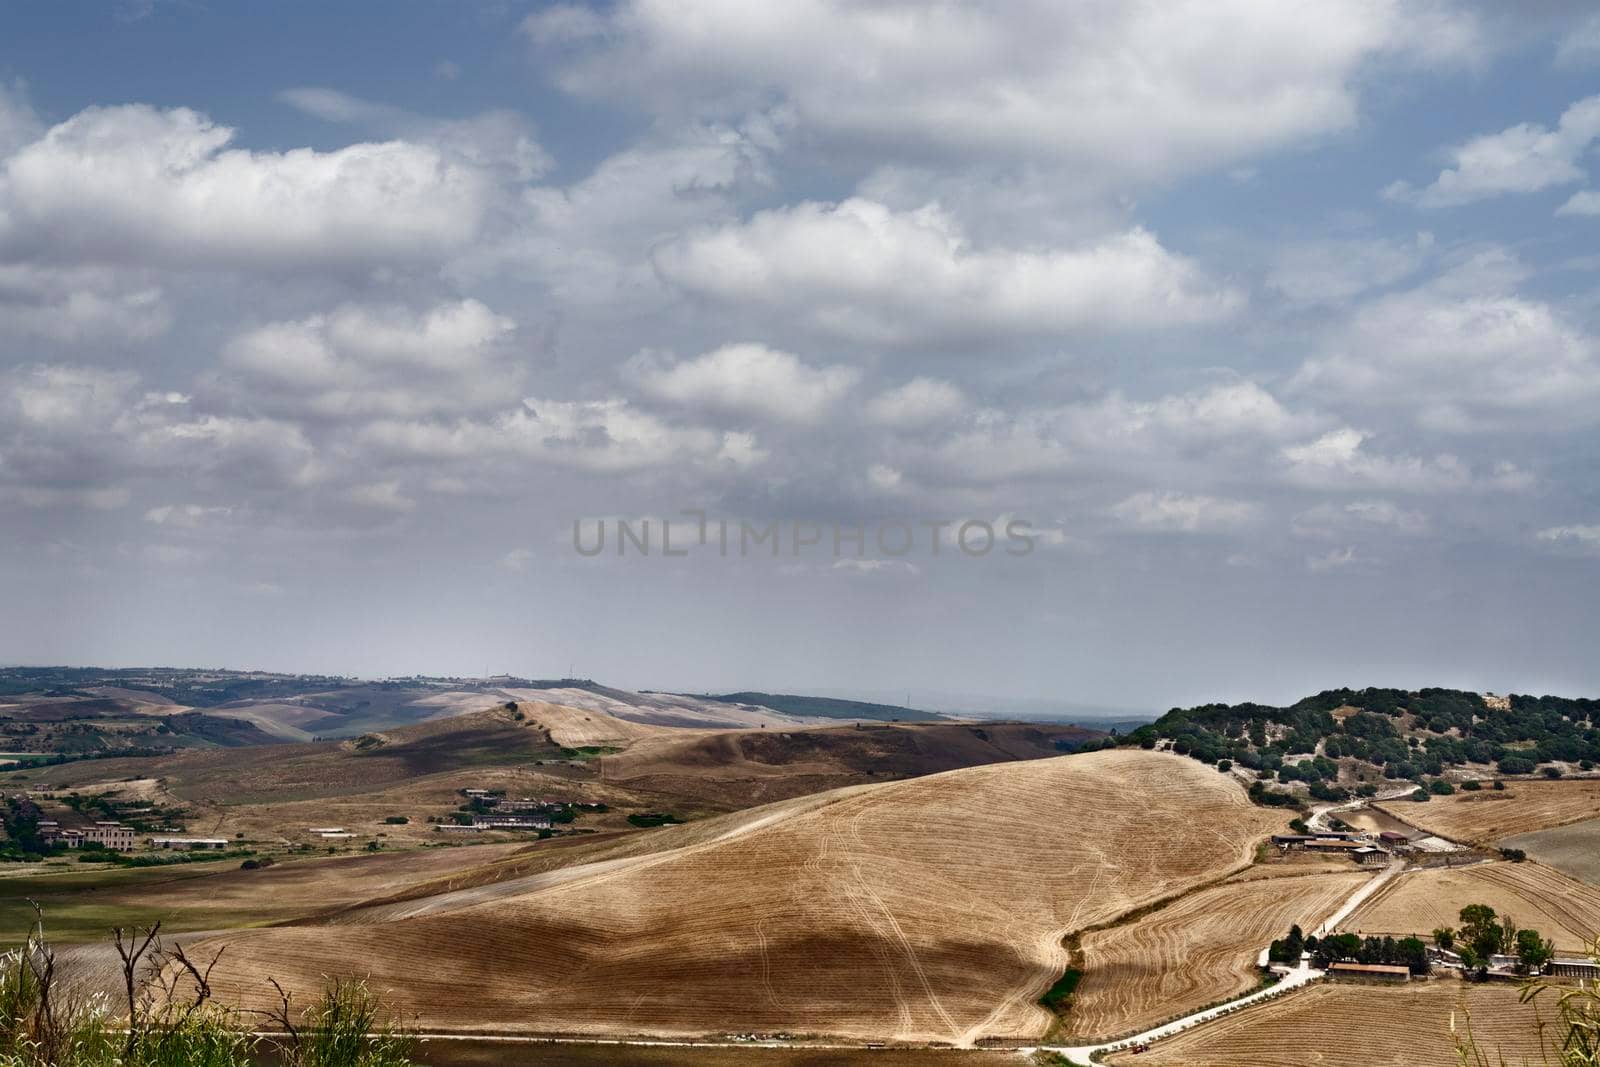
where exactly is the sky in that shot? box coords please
[2,1,1599,712]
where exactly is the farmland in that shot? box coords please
[187,750,1284,1044]
[1347,860,1600,952]
[1377,779,1600,844]
[1502,816,1600,884]
[1104,981,1544,1066]
[1067,867,1371,1040]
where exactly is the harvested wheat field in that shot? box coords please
[1348,860,1600,951]
[190,750,1284,1045]
[1067,868,1371,1040]
[1378,780,1600,844]
[1104,981,1544,1066]
[1502,817,1600,885]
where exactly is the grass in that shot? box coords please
[0,859,285,946]
[1038,968,1083,1014]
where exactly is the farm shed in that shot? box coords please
[1328,962,1411,982]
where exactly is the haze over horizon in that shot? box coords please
[4,2,1600,710]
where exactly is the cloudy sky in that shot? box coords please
[3,1,1599,711]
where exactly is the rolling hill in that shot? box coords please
[186,749,1284,1044]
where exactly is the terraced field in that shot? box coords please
[1067,867,1371,1040]
[1105,981,1543,1066]
[1348,860,1600,952]
[191,750,1285,1044]
[1377,780,1600,844]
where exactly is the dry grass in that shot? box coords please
[1105,981,1546,1066]
[1377,780,1600,845]
[1347,860,1600,952]
[1067,868,1371,1040]
[190,750,1284,1045]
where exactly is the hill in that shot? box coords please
[1121,686,1600,806]
[695,692,944,722]
[187,749,1284,1044]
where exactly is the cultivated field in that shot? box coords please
[599,718,1099,808]
[1067,867,1371,1040]
[1104,981,1544,1066]
[188,750,1285,1045]
[1377,780,1600,844]
[1347,860,1600,952]
[1501,816,1600,885]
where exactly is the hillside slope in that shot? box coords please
[192,750,1283,1044]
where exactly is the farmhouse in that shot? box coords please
[436,824,483,834]
[1304,839,1367,854]
[84,822,136,850]
[1352,845,1389,866]
[1378,831,1410,846]
[148,837,229,851]
[473,814,551,830]
[1549,958,1600,981]
[1328,962,1411,982]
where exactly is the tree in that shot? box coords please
[1516,928,1554,975]
[1459,904,1503,959]
[1433,926,1455,951]
[1398,936,1431,975]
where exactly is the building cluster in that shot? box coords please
[1271,829,1393,866]
[38,820,227,852]
[444,789,564,833]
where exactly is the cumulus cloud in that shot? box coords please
[220,299,521,419]
[360,397,767,474]
[655,199,1241,344]
[1385,94,1600,207]
[1291,499,1428,539]
[1290,251,1600,431]
[0,264,169,342]
[1279,427,1526,494]
[1267,233,1433,305]
[626,342,858,424]
[279,87,552,182]
[528,0,1478,184]
[1110,490,1260,532]
[865,378,966,429]
[0,104,492,269]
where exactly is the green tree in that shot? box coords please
[1516,928,1554,975]
[1433,926,1455,951]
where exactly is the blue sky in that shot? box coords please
[2,1,1599,711]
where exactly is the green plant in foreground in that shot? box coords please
[1455,938,1600,1066]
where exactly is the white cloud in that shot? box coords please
[1557,190,1600,216]
[1278,427,1527,493]
[866,378,966,429]
[1385,94,1600,207]
[1555,13,1600,69]
[0,104,492,269]
[1291,251,1600,431]
[656,199,1241,344]
[361,397,767,474]
[627,342,858,424]
[0,264,169,342]
[1109,490,1259,532]
[501,548,534,572]
[279,87,551,182]
[529,0,1478,184]
[1267,232,1433,305]
[221,299,519,419]
[1307,546,1358,573]
[1291,499,1428,539]
[831,558,919,578]
[1536,524,1600,552]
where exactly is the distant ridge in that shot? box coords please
[692,691,944,722]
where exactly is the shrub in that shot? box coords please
[1461,779,1481,791]
[383,816,408,825]
[1543,766,1563,779]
